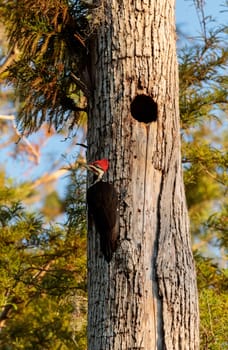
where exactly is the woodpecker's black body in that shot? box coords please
[87,182,119,262]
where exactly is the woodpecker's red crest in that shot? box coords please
[89,159,109,172]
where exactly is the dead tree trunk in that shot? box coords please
[87,1,199,349]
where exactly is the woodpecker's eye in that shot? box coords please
[130,94,158,123]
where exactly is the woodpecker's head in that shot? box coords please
[85,158,109,184]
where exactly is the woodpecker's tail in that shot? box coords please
[100,237,113,263]
[100,229,118,263]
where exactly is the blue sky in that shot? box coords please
[176,0,227,36]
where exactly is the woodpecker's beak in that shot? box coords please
[80,163,89,169]
[80,163,95,173]
[78,162,90,170]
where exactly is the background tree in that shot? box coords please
[0,170,87,350]
[0,0,89,133]
[0,2,89,348]
[178,3,228,348]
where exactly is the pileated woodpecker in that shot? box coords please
[85,159,119,262]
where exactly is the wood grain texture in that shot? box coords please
[87,1,199,349]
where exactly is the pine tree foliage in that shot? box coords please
[178,4,228,348]
[0,171,87,349]
[195,253,228,350]
[0,0,93,133]
[179,19,228,258]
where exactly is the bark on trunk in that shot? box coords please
[87,1,199,349]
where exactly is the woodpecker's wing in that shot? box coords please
[87,182,119,262]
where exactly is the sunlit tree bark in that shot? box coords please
[87,1,199,349]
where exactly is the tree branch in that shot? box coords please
[0,44,19,76]
[0,115,40,164]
